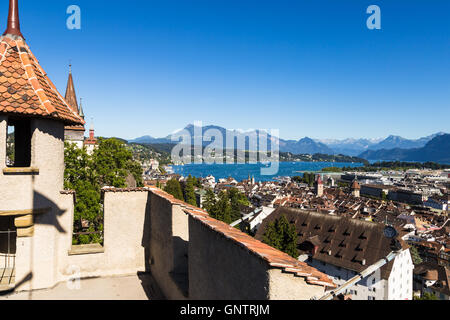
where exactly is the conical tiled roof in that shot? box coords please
[65,66,78,114]
[0,1,84,126]
[351,180,361,190]
[316,175,323,185]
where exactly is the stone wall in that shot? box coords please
[188,215,271,299]
[2,174,333,299]
[0,117,67,290]
[148,191,189,299]
[56,190,150,282]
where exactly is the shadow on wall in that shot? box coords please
[1,188,69,294]
[170,236,189,297]
[140,191,189,299]
[33,190,67,234]
[140,191,167,299]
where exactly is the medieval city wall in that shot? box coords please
[188,214,271,300]
[187,214,325,300]
[56,191,150,283]
[5,183,330,299]
[148,192,189,299]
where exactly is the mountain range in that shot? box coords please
[130,124,333,154]
[128,125,448,162]
[359,134,450,163]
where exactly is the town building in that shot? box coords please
[255,207,414,300]
[413,262,450,300]
[84,121,98,155]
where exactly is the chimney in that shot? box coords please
[3,0,24,38]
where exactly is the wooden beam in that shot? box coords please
[3,167,39,174]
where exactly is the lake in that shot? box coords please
[172,162,364,182]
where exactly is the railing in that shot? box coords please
[0,229,16,288]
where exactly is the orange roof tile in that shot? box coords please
[0,35,84,125]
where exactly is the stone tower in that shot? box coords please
[315,175,324,197]
[351,179,361,198]
[0,0,84,290]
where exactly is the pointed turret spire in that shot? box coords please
[78,98,85,119]
[65,63,79,114]
[3,0,24,38]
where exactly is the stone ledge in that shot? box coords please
[68,243,105,256]
[0,207,50,217]
[101,187,150,193]
[3,167,40,175]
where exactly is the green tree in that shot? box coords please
[184,175,198,206]
[410,246,423,265]
[263,215,299,258]
[64,142,102,244]
[228,187,250,222]
[263,221,282,251]
[64,139,144,245]
[92,138,142,188]
[414,292,438,300]
[164,178,184,201]
[209,191,232,224]
[203,188,216,212]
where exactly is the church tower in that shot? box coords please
[351,179,361,198]
[64,64,85,148]
[315,175,324,197]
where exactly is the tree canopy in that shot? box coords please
[262,215,299,258]
[164,178,184,201]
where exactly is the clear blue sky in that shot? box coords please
[4,0,449,140]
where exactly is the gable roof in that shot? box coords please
[255,207,408,279]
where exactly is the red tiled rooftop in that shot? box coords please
[0,35,84,125]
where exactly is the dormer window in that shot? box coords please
[6,118,31,167]
[359,231,368,239]
[339,240,347,248]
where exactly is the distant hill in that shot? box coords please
[367,132,445,151]
[359,134,450,163]
[281,137,333,154]
[317,138,381,156]
[317,132,445,155]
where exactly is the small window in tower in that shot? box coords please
[6,119,32,167]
